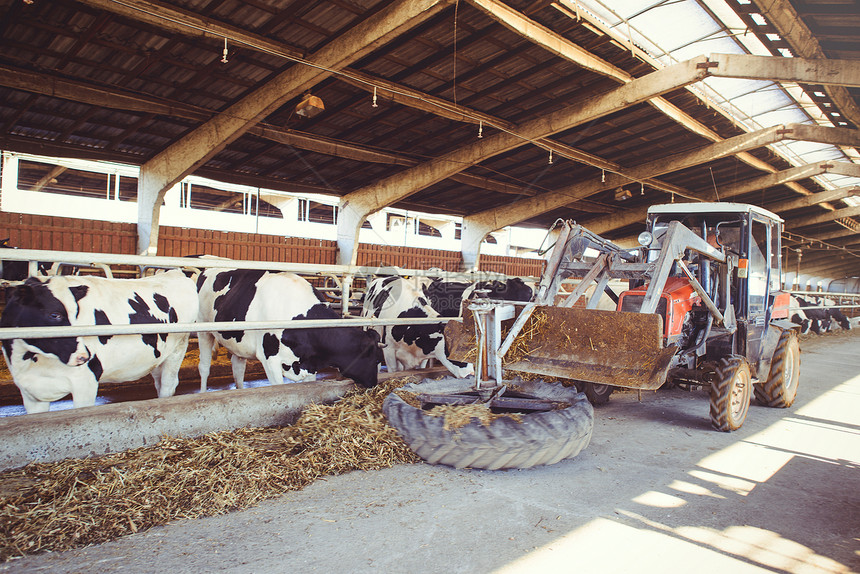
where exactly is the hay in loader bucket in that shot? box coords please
[0,378,421,562]
[446,305,674,390]
[444,306,553,367]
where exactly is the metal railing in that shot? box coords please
[787,290,860,310]
[0,317,460,340]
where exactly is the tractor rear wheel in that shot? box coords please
[755,330,800,408]
[710,356,752,432]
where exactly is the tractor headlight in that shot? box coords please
[637,231,653,247]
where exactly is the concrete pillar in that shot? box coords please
[460,220,490,271]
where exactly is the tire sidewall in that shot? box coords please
[383,377,594,470]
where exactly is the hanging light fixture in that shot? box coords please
[296,93,325,118]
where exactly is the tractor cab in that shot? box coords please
[643,203,783,318]
[636,203,790,369]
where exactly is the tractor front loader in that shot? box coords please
[448,202,801,431]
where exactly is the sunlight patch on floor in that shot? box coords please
[493,374,860,574]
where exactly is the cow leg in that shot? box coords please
[19,388,51,414]
[432,338,474,379]
[152,349,185,399]
[197,331,216,391]
[70,379,99,409]
[382,343,400,373]
[231,355,247,389]
[261,356,285,385]
[810,319,821,335]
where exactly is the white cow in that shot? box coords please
[0,270,198,413]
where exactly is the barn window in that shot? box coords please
[297,199,337,225]
[415,219,442,238]
[17,161,109,200]
[387,213,406,231]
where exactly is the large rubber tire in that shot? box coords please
[709,356,752,432]
[582,383,614,406]
[755,331,800,408]
[383,378,594,470]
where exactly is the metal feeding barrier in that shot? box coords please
[0,247,537,319]
[0,317,460,341]
[786,290,860,311]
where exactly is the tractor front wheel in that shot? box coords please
[710,356,752,432]
[755,330,800,408]
[580,382,614,405]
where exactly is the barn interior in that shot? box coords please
[0,0,858,282]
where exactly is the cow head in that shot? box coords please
[0,278,91,366]
[338,327,384,388]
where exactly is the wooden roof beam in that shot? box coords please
[784,226,860,244]
[707,54,860,88]
[786,205,860,229]
[585,161,845,236]
[589,161,860,236]
[134,0,453,255]
[753,0,860,127]
[462,124,858,261]
[336,56,712,265]
[768,185,860,214]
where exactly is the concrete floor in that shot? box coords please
[2,330,858,574]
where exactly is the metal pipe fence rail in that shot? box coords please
[0,248,545,314]
[787,290,860,311]
[0,248,533,283]
[0,316,461,340]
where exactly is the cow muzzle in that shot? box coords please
[70,347,91,366]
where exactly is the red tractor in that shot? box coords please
[489,202,800,431]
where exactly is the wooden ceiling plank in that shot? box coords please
[337,56,711,266]
[468,0,829,205]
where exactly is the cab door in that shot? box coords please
[745,216,773,368]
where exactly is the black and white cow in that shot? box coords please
[361,276,473,378]
[461,278,534,307]
[795,296,851,333]
[0,270,198,414]
[788,296,811,335]
[196,269,382,391]
[423,277,535,318]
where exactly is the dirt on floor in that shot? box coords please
[0,330,858,574]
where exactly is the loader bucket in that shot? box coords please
[445,306,676,391]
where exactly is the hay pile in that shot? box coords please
[502,308,549,364]
[427,404,523,430]
[394,390,524,430]
[0,378,420,561]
